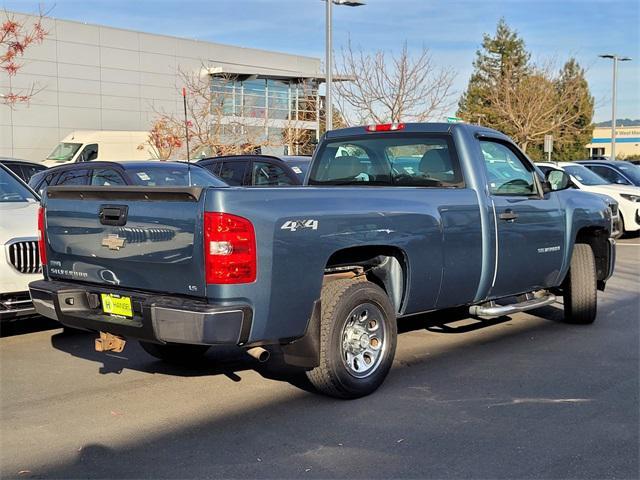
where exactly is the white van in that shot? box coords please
[44,131,158,166]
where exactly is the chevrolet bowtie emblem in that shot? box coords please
[102,234,126,250]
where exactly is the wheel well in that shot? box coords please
[575,227,610,283]
[324,246,407,313]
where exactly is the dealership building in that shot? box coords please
[586,126,640,159]
[0,11,326,161]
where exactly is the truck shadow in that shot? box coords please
[49,303,566,387]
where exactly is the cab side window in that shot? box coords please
[77,144,99,162]
[480,140,536,195]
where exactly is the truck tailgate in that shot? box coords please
[42,186,207,297]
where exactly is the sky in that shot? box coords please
[4,0,639,123]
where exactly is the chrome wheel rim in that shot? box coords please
[341,303,386,378]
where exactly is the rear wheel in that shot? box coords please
[306,278,397,399]
[139,341,210,364]
[562,243,597,324]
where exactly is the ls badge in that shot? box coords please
[102,234,126,250]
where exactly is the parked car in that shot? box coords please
[198,155,302,186]
[43,130,158,167]
[577,160,640,187]
[30,123,615,399]
[0,158,47,183]
[537,162,623,237]
[29,161,226,194]
[0,164,42,322]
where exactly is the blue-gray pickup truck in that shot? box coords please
[30,123,616,398]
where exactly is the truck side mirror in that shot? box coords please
[545,170,571,191]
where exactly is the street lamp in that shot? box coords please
[599,54,632,161]
[324,0,365,132]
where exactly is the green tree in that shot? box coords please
[457,18,530,130]
[552,58,594,161]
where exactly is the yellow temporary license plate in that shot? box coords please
[101,293,133,318]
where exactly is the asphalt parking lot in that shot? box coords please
[1,237,638,479]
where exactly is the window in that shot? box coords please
[46,142,82,163]
[589,166,631,185]
[56,169,90,186]
[309,134,463,187]
[91,168,126,186]
[19,165,44,182]
[31,171,59,194]
[77,144,98,162]
[218,161,248,186]
[201,161,222,177]
[479,140,536,195]
[251,161,295,186]
[563,165,609,186]
[126,165,225,187]
[0,167,37,202]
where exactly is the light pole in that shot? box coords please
[599,54,632,161]
[325,0,365,132]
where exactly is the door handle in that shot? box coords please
[499,210,518,222]
[99,204,128,226]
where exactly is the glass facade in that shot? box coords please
[210,76,320,155]
[210,77,318,123]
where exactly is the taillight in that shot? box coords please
[204,212,256,284]
[365,123,405,132]
[37,206,47,266]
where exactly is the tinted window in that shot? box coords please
[200,161,222,177]
[616,163,640,185]
[251,161,295,186]
[19,164,45,182]
[309,134,463,187]
[0,167,38,202]
[57,169,90,186]
[588,166,630,185]
[480,141,536,195]
[91,168,126,186]
[218,161,248,186]
[30,171,59,193]
[126,165,225,187]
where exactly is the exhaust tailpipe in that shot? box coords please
[246,347,270,363]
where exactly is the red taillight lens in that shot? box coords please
[37,206,47,266]
[204,212,256,284]
[365,123,405,132]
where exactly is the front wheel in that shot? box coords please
[306,278,397,399]
[139,341,210,364]
[562,244,597,324]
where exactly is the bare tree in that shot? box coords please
[486,61,592,153]
[1,9,48,107]
[335,40,456,125]
[151,66,273,159]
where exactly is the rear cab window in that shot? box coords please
[126,165,226,187]
[308,134,464,187]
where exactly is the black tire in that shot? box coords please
[563,243,597,324]
[305,278,397,399]
[139,341,210,364]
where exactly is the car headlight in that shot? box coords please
[620,194,640,202]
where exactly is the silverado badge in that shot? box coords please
[101,234,126,251]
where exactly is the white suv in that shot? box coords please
[0,165,43,322]
[538,162,638,235]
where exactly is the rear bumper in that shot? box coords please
[28,280,253,346]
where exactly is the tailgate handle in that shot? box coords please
[99,205,128,226]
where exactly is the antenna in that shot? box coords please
[182,87,192,185]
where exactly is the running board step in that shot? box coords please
[469,293,556,318]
